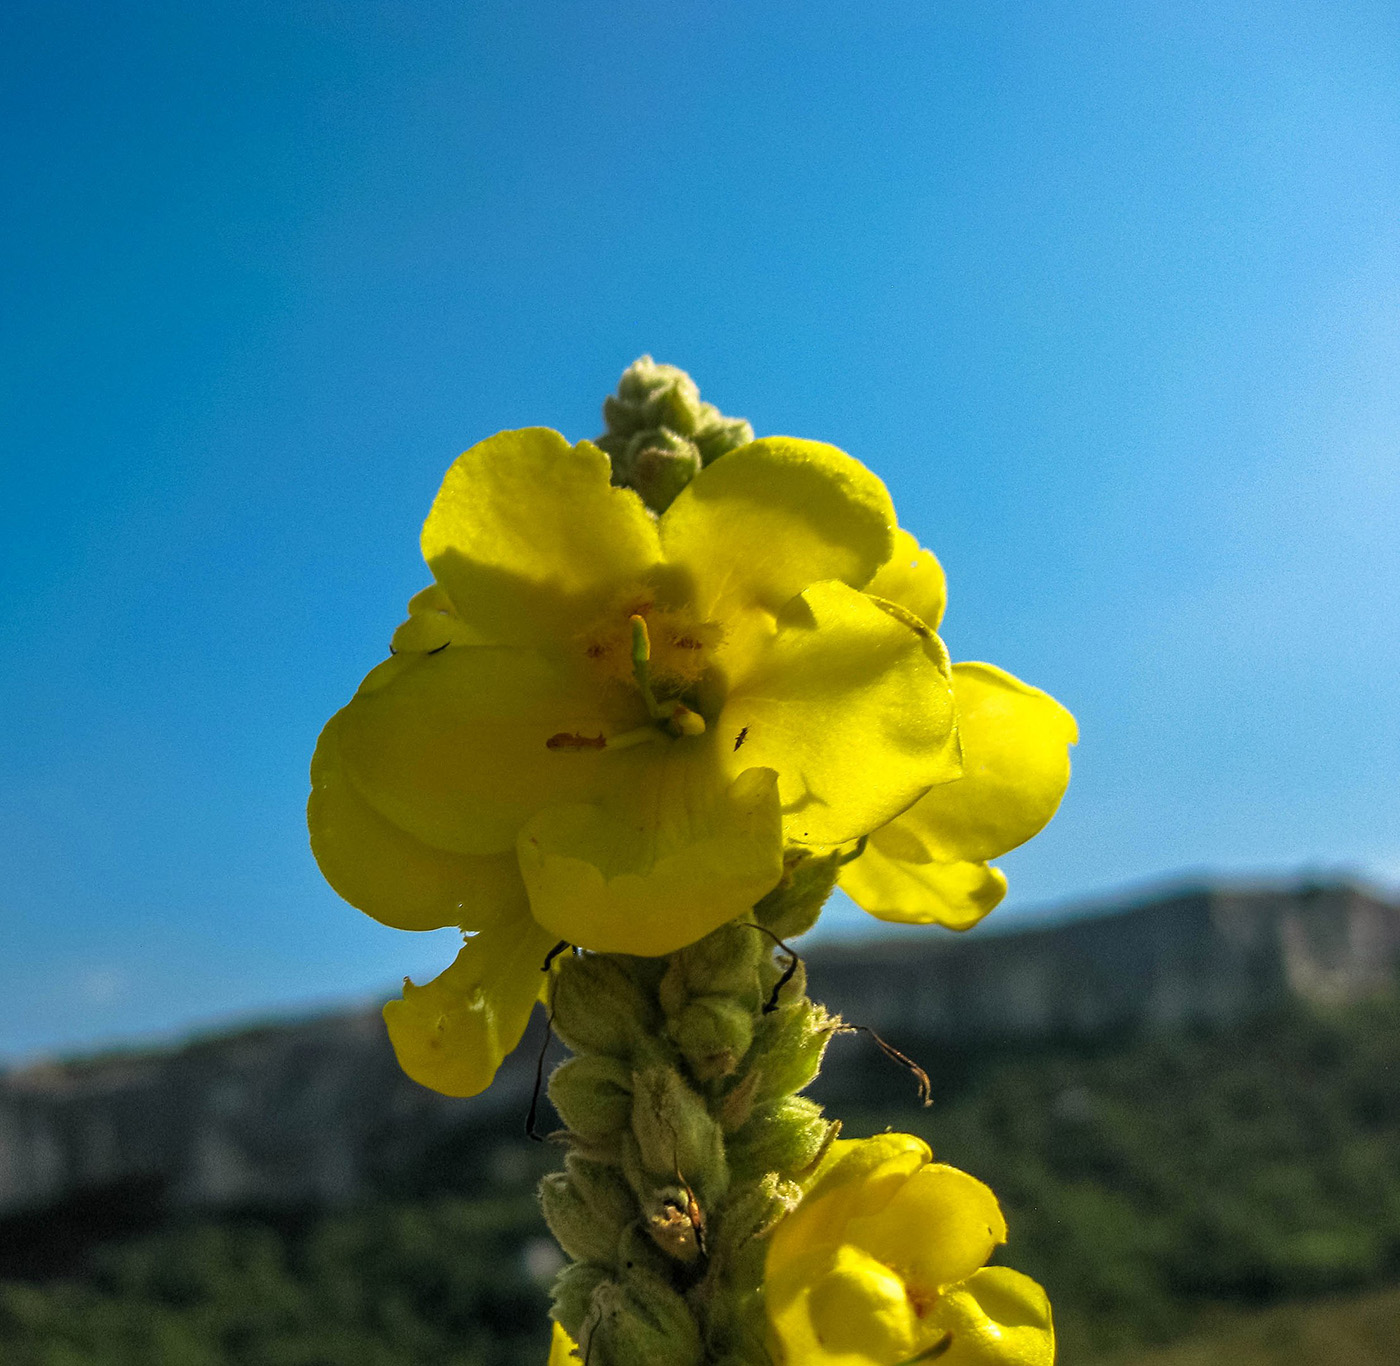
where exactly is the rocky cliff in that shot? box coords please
[2,880,1395,1223]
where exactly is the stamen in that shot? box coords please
[630,614,665,719]
[604,724,666,752]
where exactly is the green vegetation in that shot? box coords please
[0,1199,552,1366]
[872,995,1400,1358]
[1097,1283,1400,1366]
[2,996,1398,1364]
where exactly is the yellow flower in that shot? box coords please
[766,1134,1054,1366]
[839,531,1078,931]
[548,1322,582,1366]
[309,429,959,1094]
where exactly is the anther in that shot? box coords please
[667,704,706,738]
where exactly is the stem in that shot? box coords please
[540,851,847,1366]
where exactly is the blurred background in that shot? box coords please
[2,2,1398,1363]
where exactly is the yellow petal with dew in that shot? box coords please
[422,428,661,647]
[383,914,557,1098]
[335,645,630,857]
[309,715,528,932]
[898,663,1076,865]
[839,823,1008,931]
[928,1268,1055,1366]
[844,1162,1008,1295]
[865,528,947,632]
[518,752,784,956]
[721,580,958,847]
[660,437,896,621]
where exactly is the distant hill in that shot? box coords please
[3,970,1399,1363]
[1,879,1395,1224]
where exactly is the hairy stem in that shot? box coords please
[540,851,846,1366]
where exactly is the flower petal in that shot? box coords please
[844,1162,1007,1295]
[335,646,629,856]
[720,580,959,847]
[864,528,947,631]
[929,1267,1056,1366]
[806,1244,919,1362]
[309,716,528,932]
[389,583,485,654]
[777,1135,933,1265]
[422,428,661,647]
[660,438,896,621]
[896,662,1077,864]
[517,750,783,956]
[839,824,1008,931]
[548,1323,582,1366]
[382,914,557,1098]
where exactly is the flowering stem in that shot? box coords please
[540,851,846,1366]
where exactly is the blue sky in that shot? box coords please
[2,0,1397,1061]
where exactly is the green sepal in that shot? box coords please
[711,1172,801,1263]
[753,848,845,940]
[541,1173,623,1266]
[551,1261,610,1342]
[582,1264,705,1366]
[629,1065,729,1205]
[549,1054,636,1142]
[551,954,658,1060]
[727,1095,836,1184]
[539,1155,638,1267]
[668,995,756,1081]
[628,436,702,514]
[749,997,837,1104]
[694,412,755,466]
[659,920,762,1015]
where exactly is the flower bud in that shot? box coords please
[694,411,755,466]
[668,995,755,1081]
[551,1261,610,1343]
[629,436,702,514]
[749,998,837,1104]
[551,954,657,1059]
[629,1065,729,1203]
[539,1156,637,1266]
[728,1096,836,1183]
[579,1264,704,1366]
[549,1055,635,1142]
[598,357,753,507]
[754,848,845,941]
[714,1171,801,1261]
[540,1174,620,1266]
[659,920,762,1014]
[609,356,704,434]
